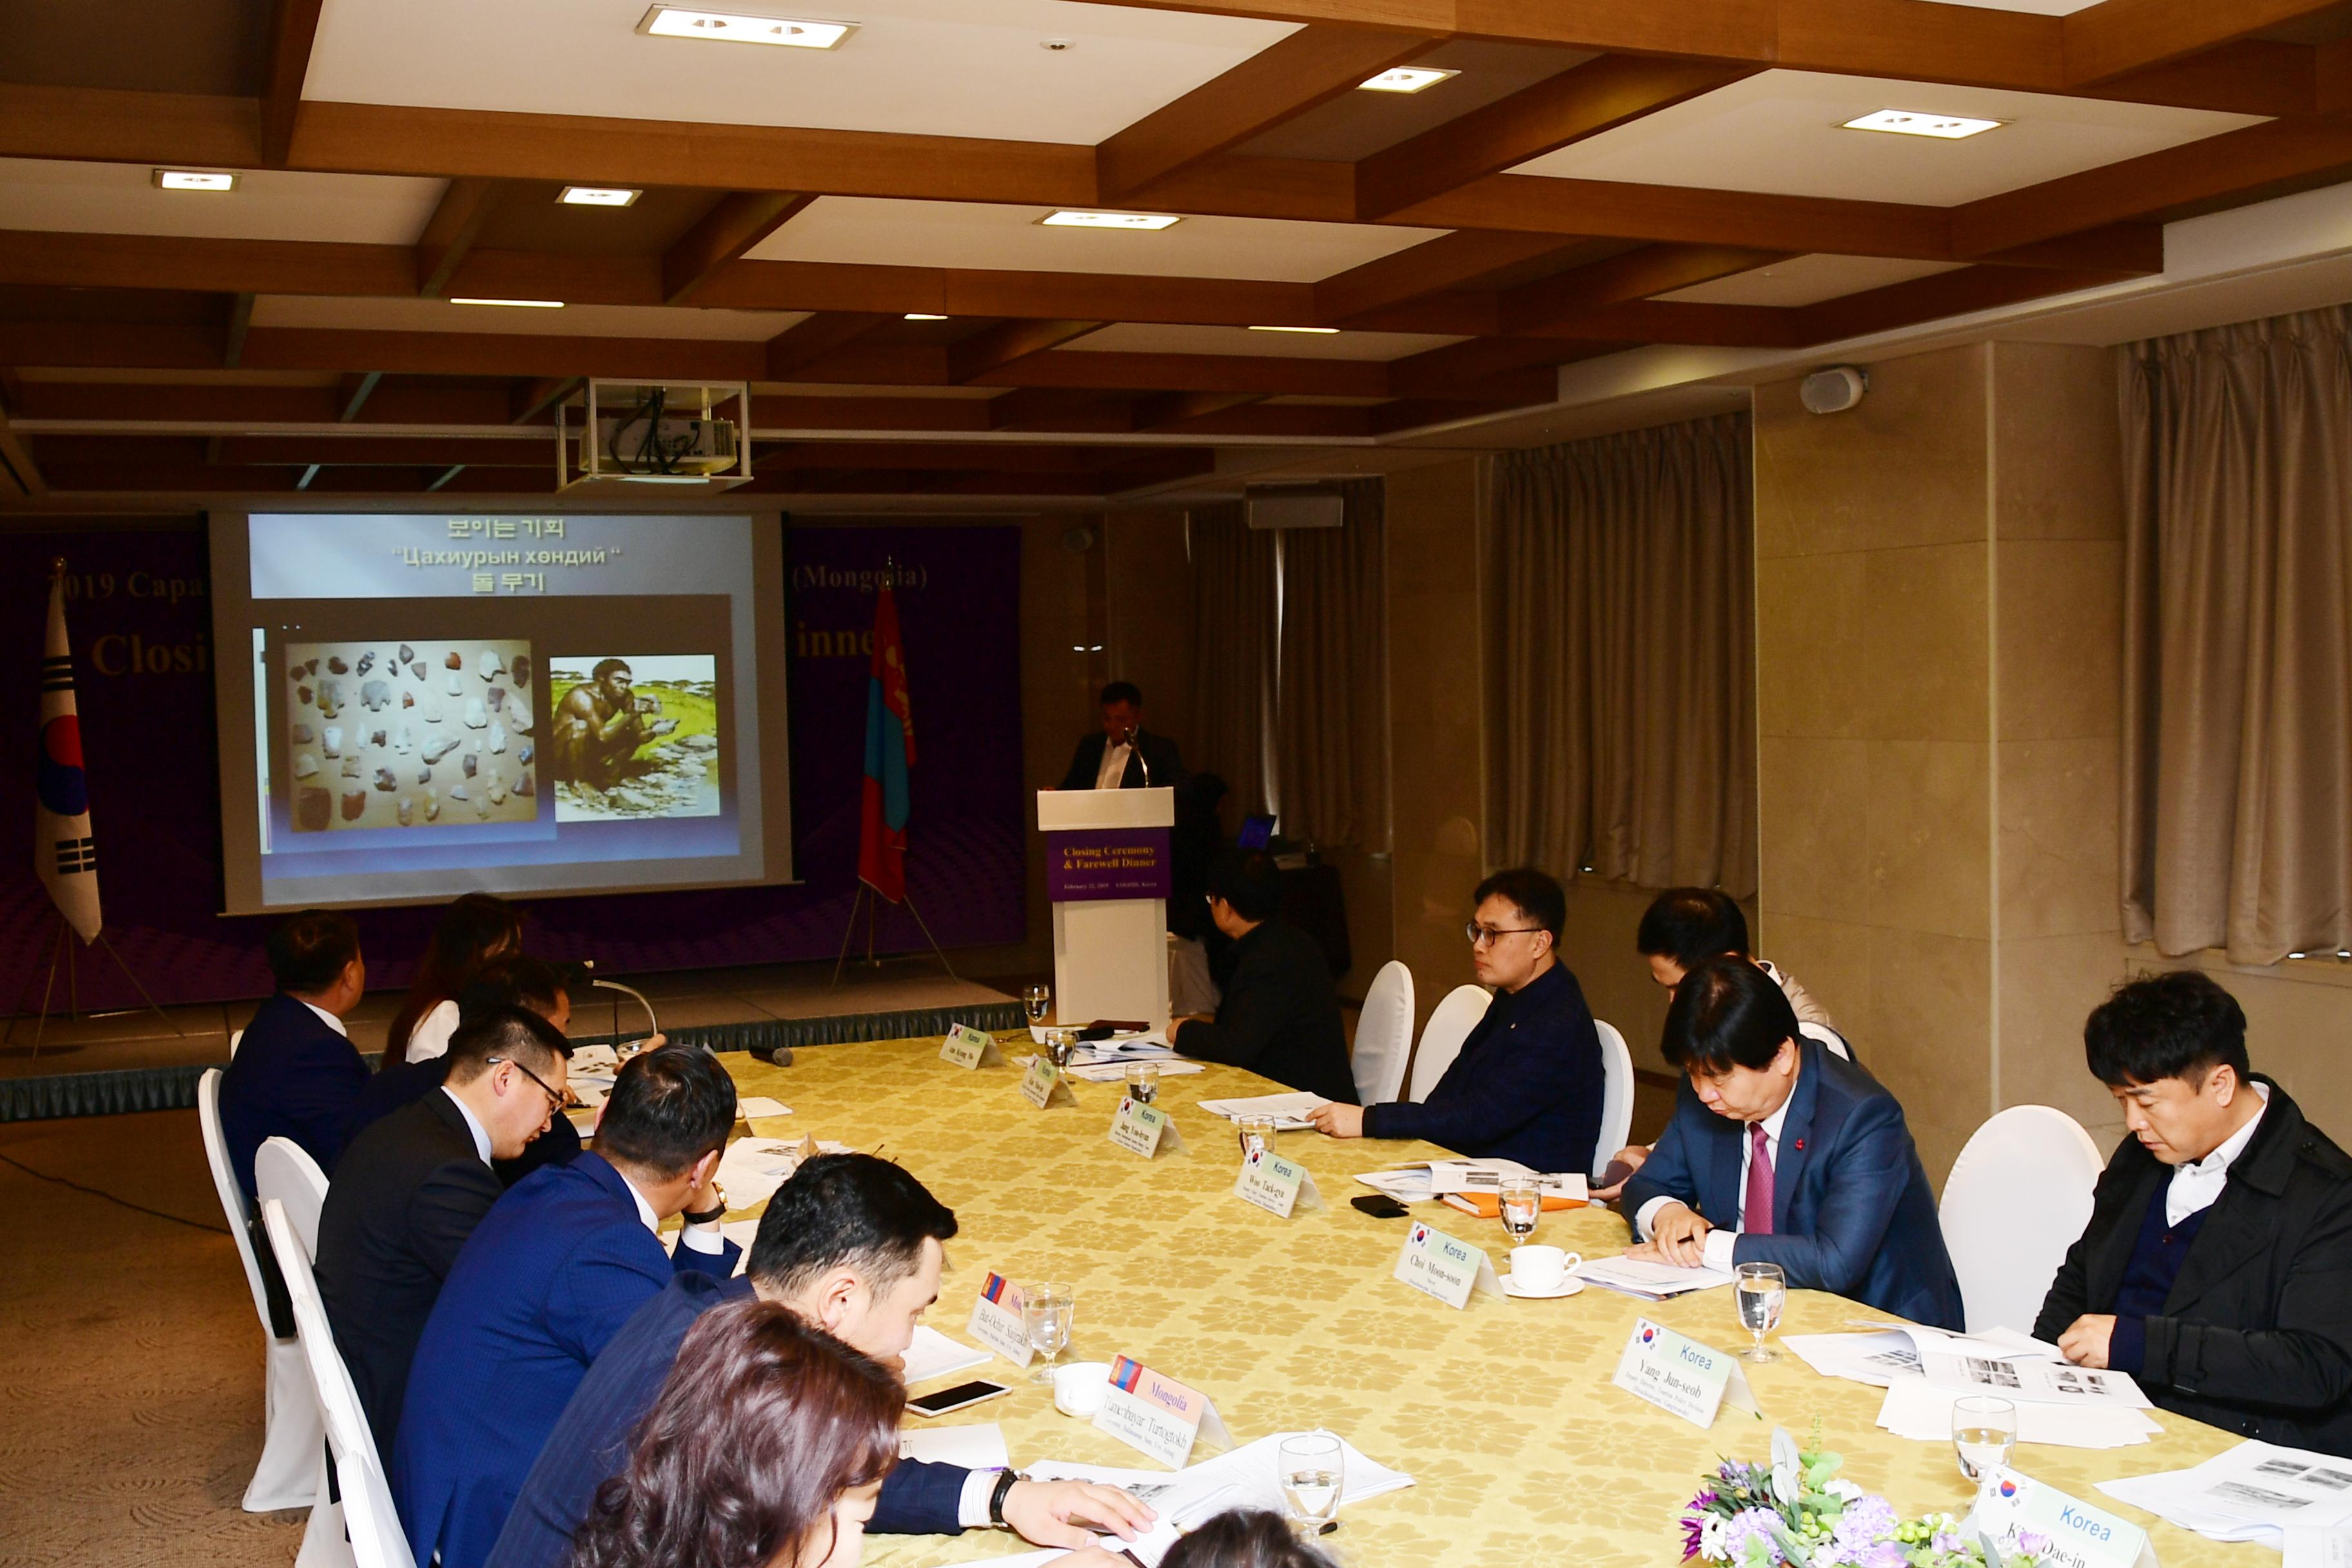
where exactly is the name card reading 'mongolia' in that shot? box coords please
[1968,1468,2153,1568]
[1106,1095,1185,1158]
[1234,1145,1322,1218]
[1610,1317,1760,1431]
[939,1024,1004,1070]
[965,1272,1033,1368]
[1019,1055,1076,1110]
[1392,1220,1505,1309]
[1093,1354,1235,1469]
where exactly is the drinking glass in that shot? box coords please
[1237,1114,1278,1159]
[1952,1395,2018,1484]
[1123,1062,1161,1106]
[1044,1028,1079,1073]
[1022,984,1051,1026]
[1499,1180,1542,1243]
[1733,1262,1785,1363]
[1023,1282,1075,1386]
[1279,1431,1344,1532]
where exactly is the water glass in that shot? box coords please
[1499,1180,1542,1242]
[1044,1028,1079,1072]
[1022,984,1051,1026]
[1952,1395,2018,1484]
[1237,1114,1279,1159]
[1733,1262,1785,1363]
[1279,1431,1344,1531]
[1022,1281,1075,1386]
[1123,1062,1161,1105]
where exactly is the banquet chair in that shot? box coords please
[263,1200,416,1568]
[230,1027,244,1056]
[256,1136,332,1260]
[1938,1106,2104,1335]
[1592,1021,1635,1179]
[198,1068,324,1513]
[1349,961,1415,1106]
[1407,985,1491,1102]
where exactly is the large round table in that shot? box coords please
[710,1034,2266,1567]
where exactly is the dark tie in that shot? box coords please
[1743,1122,1775,1235]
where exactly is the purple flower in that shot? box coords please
[1932,1533,1964,1554]
[1829,1494,1897,1551]
[1723,1508,1785,1566]
[1856,1545,1908,1568]
[2017,1531,2053,1556]
[1681,1513,1706,1560]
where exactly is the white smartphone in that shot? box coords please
[906,1378,1012,1418]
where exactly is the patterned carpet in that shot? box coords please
[0,1110,305,1567]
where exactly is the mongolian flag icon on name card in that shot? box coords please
[1110,1355,1146,1394]
[34,569,101,943]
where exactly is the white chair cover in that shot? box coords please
[1349,961,1415,1106]
[256,1136,331,1260]
[1800,1020,1853,1062]
[1592,1020,1635,1179]
[199,1069,324,1513]
[229,1027,245,1057]
[1407,985,1491,1103]
[264,1201,416,1568]
[1939,1105,2105,1335]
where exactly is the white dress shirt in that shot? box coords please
[1636,1095,1794,1271]
[2166,1081,2269,1227]
[623,1171,726,1254]
[1093,739,1133,790]
[297,999,349,1038]
[440,1085,493,1164]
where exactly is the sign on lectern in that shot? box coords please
[1038,787,1173,1034]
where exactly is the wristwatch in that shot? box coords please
[681,1182,729,1226]
[987,1467,1020,1527]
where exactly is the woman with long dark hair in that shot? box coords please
[568,1300,901,1568]
[386,892,522,1066]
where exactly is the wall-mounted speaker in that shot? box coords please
[1800,366,1868,415]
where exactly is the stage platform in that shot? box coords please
[0,960,1023,1122]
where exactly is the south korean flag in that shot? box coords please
[35,567,100,943]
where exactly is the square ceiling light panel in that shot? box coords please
[637,7,853,47]
[306,0,1301,145]
[1507,70,2264,206]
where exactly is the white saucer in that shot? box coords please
[1502,1273,1583,1299]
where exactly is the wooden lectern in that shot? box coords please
[1038,786,1173,1033]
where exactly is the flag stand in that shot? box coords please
[3,911,184,1059]
[829,881,959,990]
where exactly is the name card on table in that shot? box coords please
[1019,1056,1076,1109]
[940,1024,1006,1070]
[965,1272,1034,1368]
[1234,1145,1323,1218]
[1968,1468,2154,1568]
[1393,1220,1505,1309]
[1093,1354,1235,1469]
[1611,1317,1761,1430]
[1107,1096,1185,1158]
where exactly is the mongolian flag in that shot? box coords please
[856,580,914,903]
[35,567,101,943]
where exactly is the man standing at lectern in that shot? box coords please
[1058,681,1187,792]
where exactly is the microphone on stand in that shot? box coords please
[1130,725,1152,789]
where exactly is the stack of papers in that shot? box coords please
[1782,1321,2163,1449]
[1576,1254,1736,1299]
[2100,1442,2352,1561]
[1353,1159,1585,1206]
[1200,1092,1328,1130]
[1875,1378,2162,1449]
[900,1324,992,1386]
[714,1136,849,1210]
[1783,1322,2064,1387]
[900,1420,1010,1469]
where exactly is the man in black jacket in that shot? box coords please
[1057,681,1186,793]
[314,1006,573,1460]
[2036,970,2352,1456]
[1173,850,1356,1104]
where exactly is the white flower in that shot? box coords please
[1701,1513,1732,1560]
[1823,1478,1865,1502]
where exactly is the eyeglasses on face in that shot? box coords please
[486,1054,573,1112]
[1464,923,1544,948]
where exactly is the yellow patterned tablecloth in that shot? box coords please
[716,1035,2264,1567]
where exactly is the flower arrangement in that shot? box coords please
[1680,1426,2050,1568]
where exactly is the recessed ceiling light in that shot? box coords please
[903,313,948,321]
[1040,210,1181,231]
[1841,109,2003,140]
[637,6,854,47]
[154,169,237,192]
[450,297,567,309]
[560,186,642,207]
[1359,67,1458,94]
[1250,325,1340,335]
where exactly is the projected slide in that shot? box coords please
[211,513,790,913]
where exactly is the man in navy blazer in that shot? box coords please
[393,1044,744,1568]
[487,1153,1153,1568]
[219,908,369,1204]
[1623,957,1963,1329]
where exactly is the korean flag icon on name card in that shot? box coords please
[1410,1222,1431,1246]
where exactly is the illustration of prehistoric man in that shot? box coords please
[549,658,677,789]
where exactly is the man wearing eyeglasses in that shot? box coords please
[1306,867,1605,1179]
[317,1005,576,1463]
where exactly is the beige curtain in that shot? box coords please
[1275,480,1390,852]
[1484,413,1756,895]
[1188,502,1277,816]
[2122,306,2352,963]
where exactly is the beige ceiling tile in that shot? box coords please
[1661,254,1966,307]
[0,158,444,244]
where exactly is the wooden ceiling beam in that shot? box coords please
[965,349,1388,397]
[223,293,257,368]
[1097,24,1442,202]
[764,312,895,378]
[1385,335,1585,396]
[2061,0,2346,87]
[261,0,327,167]
[511,376,582,425]
[948,320,1113,383]
[0,387,46,500]
[1793,261,2142,340]
[1130,389,1274,431]
[416,178,506,297]
[1355,55,1753,220]
[1501,243,1790,333]
[1512,298,1812,348]
[663,192,816,305]
[1315,231,1603,323]
[1399,174,1956,259]
[2075,39,2317,117]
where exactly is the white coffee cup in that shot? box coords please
[1053,1360,1112,1418]
[1510,1244,1580,1292]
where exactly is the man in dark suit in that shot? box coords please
[487,1153,1154,1568]
[1174,850,1356,1103]
[1309,868,1605,1175]
[393,1044,743,1568]
[1057,680,1186,792]
[2036,971,2352,1455]
[1623,957,1963,1329]
[315,1006,573,1461]
[219,908,369,1204]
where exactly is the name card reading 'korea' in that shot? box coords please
[1093,1354,1235,1469]
[1235,1145,1323,1218]
[965,1273,1034,1368]
[1968,1468,2154,1568]
[940,1024,1004,1070]
[1611,1317,1760,1430]
[1393,1220,1505,1309]
[1107,1096,1185,1158]
[1019,1056,1075,1110]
